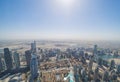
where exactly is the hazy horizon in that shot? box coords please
[0,0,120,41]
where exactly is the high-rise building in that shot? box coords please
[30,54,38,80]
[0,55,6,71]
[1,58,6,71]
[103,70,109,81]
[0,57,2,73]
[93,45,97,55]
[94,67,99,81]
[25,50,31,68]
[117,65,120,74]
[31,41,36,53]
[4,48,13,70]
[88,56,93,72]
[81,68,87,81]
[109,60,115,71]
[13,51,20,68]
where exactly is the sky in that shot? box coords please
[0,0,120,41]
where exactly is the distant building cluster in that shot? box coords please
[37,44,120,82]
[0,41,120,82]
[0,48,20,72]
[0,41,39,82]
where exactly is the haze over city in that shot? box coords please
[1,0,120,82]
[0,0,120,41]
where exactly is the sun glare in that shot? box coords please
[56,0,75,7]
[47,0,84,16]
[52,0,79,14]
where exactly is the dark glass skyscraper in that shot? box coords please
[30,54,38,80]
[4,48,13,70]
[93,45,97,55]
[25,50,31,68]
[31,41,36,53]
[0,57,2,73]
[13,51,20,68]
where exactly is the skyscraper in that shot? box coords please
[94,67,99,81]
[25,50,31,68]
[4,48,13,71]
[0,57,2,73]
[103,71,109,81]
[31,41,36,53]
[93,45,97,55]
[13,51,20,68]
[88,56,93,72]
[30,53,38,80]
[1,58,6,71]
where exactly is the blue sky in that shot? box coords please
[0,0,120,40]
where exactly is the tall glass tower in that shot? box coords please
[93,45,97,55]
[4,48,13,71]
[30,53,38,80]
[13,51,20,68]
[25,50,31,68]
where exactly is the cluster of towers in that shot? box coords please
[0,41,39,81]
[0,48,20,72]
[25,41,39,81]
